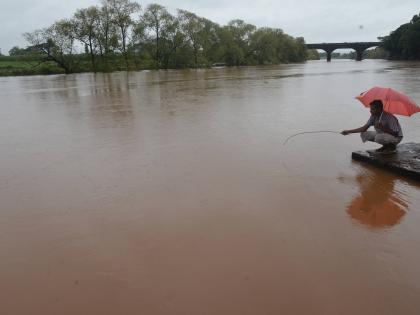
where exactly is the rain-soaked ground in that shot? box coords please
[1,60,420,314]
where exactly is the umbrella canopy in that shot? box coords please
[356,86,420,116]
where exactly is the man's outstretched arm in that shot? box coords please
[341,124,369,135]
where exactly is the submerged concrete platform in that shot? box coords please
[352,142,420,181]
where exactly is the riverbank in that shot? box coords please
[0,55,153,76]
[0,60,64,76]
[0,55,319,77]
[1,54,397,77]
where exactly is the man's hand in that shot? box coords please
[341,130,350,135]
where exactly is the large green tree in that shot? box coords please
[382,13,420,60]
[141,3,174,66]
[97,1,119,57]
[106,0,140,68]
[177,10,207,67]
[74,6,100,71]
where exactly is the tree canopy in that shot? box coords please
[20,0,311,73]
[381,13,420,60]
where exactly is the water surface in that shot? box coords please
[1,60,420,314]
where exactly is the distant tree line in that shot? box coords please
[381,13,420,60]
[317,47,387,60]
[10,0,313,74]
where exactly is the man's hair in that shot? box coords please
[370,100,383,110]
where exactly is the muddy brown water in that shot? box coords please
[1,60,420,314]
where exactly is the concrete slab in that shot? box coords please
[352,142,420,181]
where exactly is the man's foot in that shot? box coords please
[377,144,397,154]
[375,145,387,152]
[387,144,397,151]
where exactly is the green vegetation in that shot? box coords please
[1,0,312,76]
[364,47,387,59]
[306,49,320,60]
[381,13,420,60]
[0,55,64,76]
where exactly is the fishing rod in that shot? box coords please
[283,112,384,145]
[283,130,341,145]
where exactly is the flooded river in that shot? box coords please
[1,60,420,314]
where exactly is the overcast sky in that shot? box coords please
[1,0,419,54]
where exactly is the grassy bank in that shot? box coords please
[0,51,316,77]
[0,55,167,76]
[0,56,65,76]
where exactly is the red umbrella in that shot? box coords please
[356,86,420,116]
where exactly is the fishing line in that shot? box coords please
[280,130,342,182]
[283,130,341,145]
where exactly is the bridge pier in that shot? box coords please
[326,50,332,62]
[355,49,363,61]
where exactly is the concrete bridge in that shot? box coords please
[306,42,381,61]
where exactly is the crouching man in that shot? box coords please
[341,100,403,153]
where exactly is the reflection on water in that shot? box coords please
[346,168,407,229]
